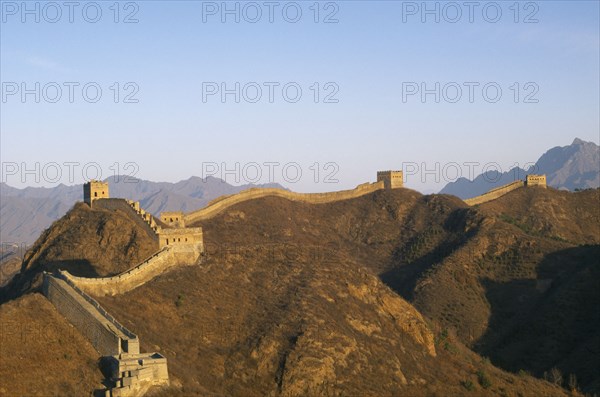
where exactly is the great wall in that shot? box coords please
[60,245,200,297]
[43,273,169,396]
[464,174,547,206]
[43,180,203,397]
[39,171,546,396]
[184,181,386,223]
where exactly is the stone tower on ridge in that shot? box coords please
[377,170,403,189]
[525,174,547,188]
[83,180,109,206]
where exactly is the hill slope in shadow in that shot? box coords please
[2,186,596,395]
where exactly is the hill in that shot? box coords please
[0,293,103,396]
[0,176,284,245]
[1,186,596,395]
[1,244,27,288]
[91,191,564,396]
[380,187,600,393]
[0,202,157,302]
[440,138,600,198]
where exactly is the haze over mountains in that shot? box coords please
[0,177,282,245]
[2,138,598,245]
[440,138,600,199]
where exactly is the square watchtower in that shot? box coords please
[525,174,547,188]
[83,180,109,206]
[160,211,185,228]
[377,171,403,189]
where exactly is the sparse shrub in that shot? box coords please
[549,367,563,386]
[517,369,530,377]
[549,235,568,243]
[443,341,458,354]
[568,373,578,392]
[435,328,449,346]
[175,294,185,307]
[477,369,492,389]
[461,380,474,391]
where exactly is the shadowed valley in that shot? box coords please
[1,184,598,396]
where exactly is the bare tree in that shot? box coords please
[549,367,563,386]
[568,373,578,392]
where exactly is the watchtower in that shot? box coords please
[377,171,403,189]
[525,174,547,188]
[161,211,185,228]
[84,180,109,206]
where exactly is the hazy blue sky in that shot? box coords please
[1,0,599,192]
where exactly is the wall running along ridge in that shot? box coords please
[462,175,547,206]
[184,181,386,224]
[39,187,212,396]
[42,273,140,356]
[43,273,170,396]
[42,172,544,395]
[464,181,526,206]
[60,245,201,297]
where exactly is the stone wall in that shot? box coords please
[60,245,201,297]
[43,273,170,396]
[526,174,547,187]
[160,212,185,228]
[110,352,170,396]
[377,170,403,189]
[42,273,139,356]
[463,174,549,206]
[84,180,109,206]
[464,181,525,206]
[184,181,386,224]
[157,227,203,250]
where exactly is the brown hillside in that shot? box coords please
[381,187,600,393]
[0,202,157,303]
[0,293,103,396]
[97,243,565,397]
[0,256,22,288]
[478,187,599,244]
[93,190,566,396]
[1,187,596,395]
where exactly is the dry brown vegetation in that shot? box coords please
[0,293,103,396]
[1,187,598,396]
[0,202,157,301]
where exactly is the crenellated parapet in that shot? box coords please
[156,226,203,250]
[525,174,547,187]
[160,211,185,228]
[42,272,169,396]
[84,180,109,206]
[377,170,403,189]
[43,272,139,356]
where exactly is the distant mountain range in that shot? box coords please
[3,138,597,245]
[0,176,282,245]
[440,138,599,199]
